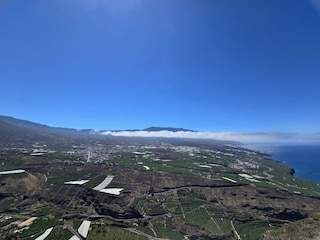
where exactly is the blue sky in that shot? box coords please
[1,0,320,141]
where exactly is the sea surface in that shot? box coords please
[245,144,320,183]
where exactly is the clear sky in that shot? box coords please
[1,0,320,140]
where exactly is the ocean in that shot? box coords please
[245,144,320,183]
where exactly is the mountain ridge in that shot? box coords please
[0,115,196,135]
[0,115,236,147]
[143,126,195,132]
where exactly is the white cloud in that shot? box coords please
[100,130,317,143]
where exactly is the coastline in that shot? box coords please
[244,143,320,184]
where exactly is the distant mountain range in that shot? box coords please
[0,116,194,134]
[0,115,94,135]
[0,115,237,150]
[0,115,196,145]
[143,127,194,132]
[0,115,89,146]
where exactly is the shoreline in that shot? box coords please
[244,143,320,184]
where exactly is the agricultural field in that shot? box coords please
[1,137,320,240]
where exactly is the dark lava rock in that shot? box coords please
[272,209,308,221]
[289,168,295,175]
[95,206,143,219]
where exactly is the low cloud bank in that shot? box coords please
[100,130,319,143]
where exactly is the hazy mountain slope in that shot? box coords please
[0,116,51,131]
[0,115,236,147]
[0,116,86,146]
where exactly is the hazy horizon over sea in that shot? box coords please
[244,144,320,183]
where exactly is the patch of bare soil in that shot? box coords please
[261,213,320,240]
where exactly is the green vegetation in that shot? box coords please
[153,227,182,239]
[233,215,283,240]
[19,218,61,238]
[1,137,320,240]
[0,218,16,228]
[135,226,154,237]
[164,199,183,214]
[82,174,106,189]
[87,225,147,240]
[0,198,15,212]
[136,199,166,215]
[255,158,320,196]
[0,154,25,171]
[47,169,88,184]
[45,227,73,240]
[34,206,51,217]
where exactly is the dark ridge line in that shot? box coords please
[154,183,247,194]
